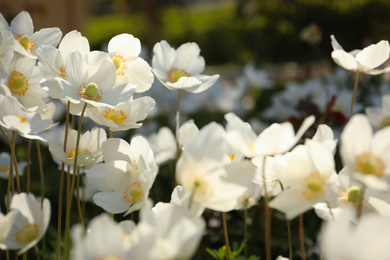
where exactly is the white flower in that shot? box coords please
[86,96,155,132]
[48,127,106,169]
[0,95,55,141]
[0,210,18,248]
[365,94,390,130]
[176,122,256,212]
[0,193,50,255]
[331,35,390,75]
[0,11,62,58]
[323,210,390,260]
[87,137,158,215]
[0,152,27,179]
[0,28,14,83]
[269,141,336,219]
[152,40,219,93]
[3,55,48,112]
[340,114,390,190]
[108,33,154,93]
[60,51,136,108]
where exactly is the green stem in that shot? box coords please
[350,70,360,118]
[6,131,16,213]
[222,212,230,260]
[75,167,84,227]
[279,181,292,260]
[244,206,248,260]
[64,102,87,259]
[56,101,70,260]
[36,141,45,207]
[174,89,182,188]
[109,130,114,138]
[26,140,32,194]
[299,214,306,260]
[0,125,11,146]
[261,156,271,260]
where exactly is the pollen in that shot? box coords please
[103,109,127,124]
[123,181,144,205]
[67,147,90,159]
[16,115,29,123]
[380,116,390,129]
[59,65,66,80]
[302,172,324,200]
[7,71,29,96]
[14,34,35,52]
[112,54,128,77]
[338,185,363,205]
[78,82,103,102]
[227,153,235,161]
[167,68,190,83]
[356,153,384,177]
[15,223,39,243]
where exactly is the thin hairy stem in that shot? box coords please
[222,212,230,260]
[299,214,306,260]
[350,70,360,117]
[262,156,271,260]
[26,139,32,194]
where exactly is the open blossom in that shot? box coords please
[3,55,48,112]
[269,141,336,219]
[0,11,62,58]
[108,33,154,92]
[87,137,158,215]
[60,51,136,108]
[86,96,155,132]
[0,152,27,179]
[0,193,50,255]
[152,40,219,93]
[48,127,106,170]
[176,122,256,212]
[340,114,390,190]
[0,95,55,141]
[331,35,390,75]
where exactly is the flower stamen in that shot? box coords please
[7,71,29,96]
[167,68,190,83]
[356,153,384,177]
[103,109,127,124]
[15,223,39,243]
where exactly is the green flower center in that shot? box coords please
[380,116,390,129]
[85,83,99,98]
[167,68,191,83]
[356,153,384,177]
[347,186,362,203]
[19,35,31,50]
[15,224,39,243]
[112,57,121,70]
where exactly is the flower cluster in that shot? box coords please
[1,10,390,260]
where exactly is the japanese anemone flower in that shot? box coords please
[331,35,390,75]
[152,40,219,93]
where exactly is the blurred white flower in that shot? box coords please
[0,152,27,179]
[365,94,390,130]
[152,40,219,93]
[331,35,390,75]
[0,28,14,83]
[0,193,50,255]
[340,114,390,190]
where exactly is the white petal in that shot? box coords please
[356,40,390,70]
[93,192,129,214]
[108,33,141,58]
[174,42,205,75]
[10,11,33,36]
[331,50,358,71]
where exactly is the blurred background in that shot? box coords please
[2,0,390,259]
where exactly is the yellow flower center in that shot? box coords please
[167,68,190,83]
[59,65,66,80]
[14,34,35,52]
[78,82,103,102]
[123,181,144,205]
[338,185,363,205]
[67,147,90,159]
[103,109,127,124]
[15,223,39,243]
[0,165,9,175]
[16,115,29,123]
[7,71,29,96]
[356,153,384,177]
[380,116,390,129]
[112,54,128,77]
[302,172,324,199]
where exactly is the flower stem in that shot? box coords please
[244,206,248,259]
[6,131,16,213]
[222,212,230,260]
[262,156,271,260]
[64,102,87,259]
[76,166,84,227]
[299,214,306,260]
[36,141,45,207]
[26,139,32,194]
[279,181,292,260]
[56,101,70,260]
[109,130,114,138]
[174,89,182,188]
[0,125,11,146]
[350,70,360,117]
